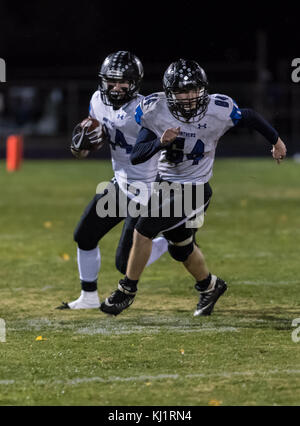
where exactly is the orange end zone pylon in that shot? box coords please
[6,135,23,172]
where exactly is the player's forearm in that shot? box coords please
[130,127,162,165]
[130,139,161,164]
[239,108,279,145]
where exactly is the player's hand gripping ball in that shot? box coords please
[71,117,108,159]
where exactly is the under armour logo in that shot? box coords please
[117,113,126,120]
[198,123,207,129]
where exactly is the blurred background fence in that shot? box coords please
[0,56,299,159]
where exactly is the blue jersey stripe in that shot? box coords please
[230,101,242,126]
[135,104,143,125]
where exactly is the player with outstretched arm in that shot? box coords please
[100,58,286,317]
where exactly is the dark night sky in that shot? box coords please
[0,1,299,80]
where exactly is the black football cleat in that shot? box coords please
[194,275,227,316]
[56,302,70,310]
[100,280,137,316]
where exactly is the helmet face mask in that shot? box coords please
[100,78,130,106]
[98,51,144,108]
[163,59,209,123]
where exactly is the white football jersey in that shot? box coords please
[89,91,160,201]
[135,92,242,184]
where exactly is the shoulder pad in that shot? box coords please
[89,90,101,113]
[210,93,234,106]
[135,92,163,125]
[141,92,163,112]
[209,94,234,115]
[90,90,101,103]
[209,94,241,125]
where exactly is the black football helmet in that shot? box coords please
[163,59,209,122]
[98,51,144,108]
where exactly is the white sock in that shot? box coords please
[67,290,100,309]
[66,247,101,309]
[146,237,168,267]
[77,247,101,282]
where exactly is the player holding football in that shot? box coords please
[57,51,168,310]
[100,58,287,317]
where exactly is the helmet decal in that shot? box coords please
[163,59,209,123]
[98,51,144,108]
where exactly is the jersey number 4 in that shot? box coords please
[165,138,205,165]
[109,129,132,154]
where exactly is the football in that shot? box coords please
[80,117,106,151]
[71,117,108,159]
[80,117,100,133]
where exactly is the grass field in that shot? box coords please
[0,157,299,407]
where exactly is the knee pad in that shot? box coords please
[168,237,194,262]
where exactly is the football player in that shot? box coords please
[100,58,287,317]
[57,51,168,310]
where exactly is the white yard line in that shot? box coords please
[234,280,299,286]
[75,325,238,335]
[7,319,239,335]
[0,380,15,385]
[1,369,300,387]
